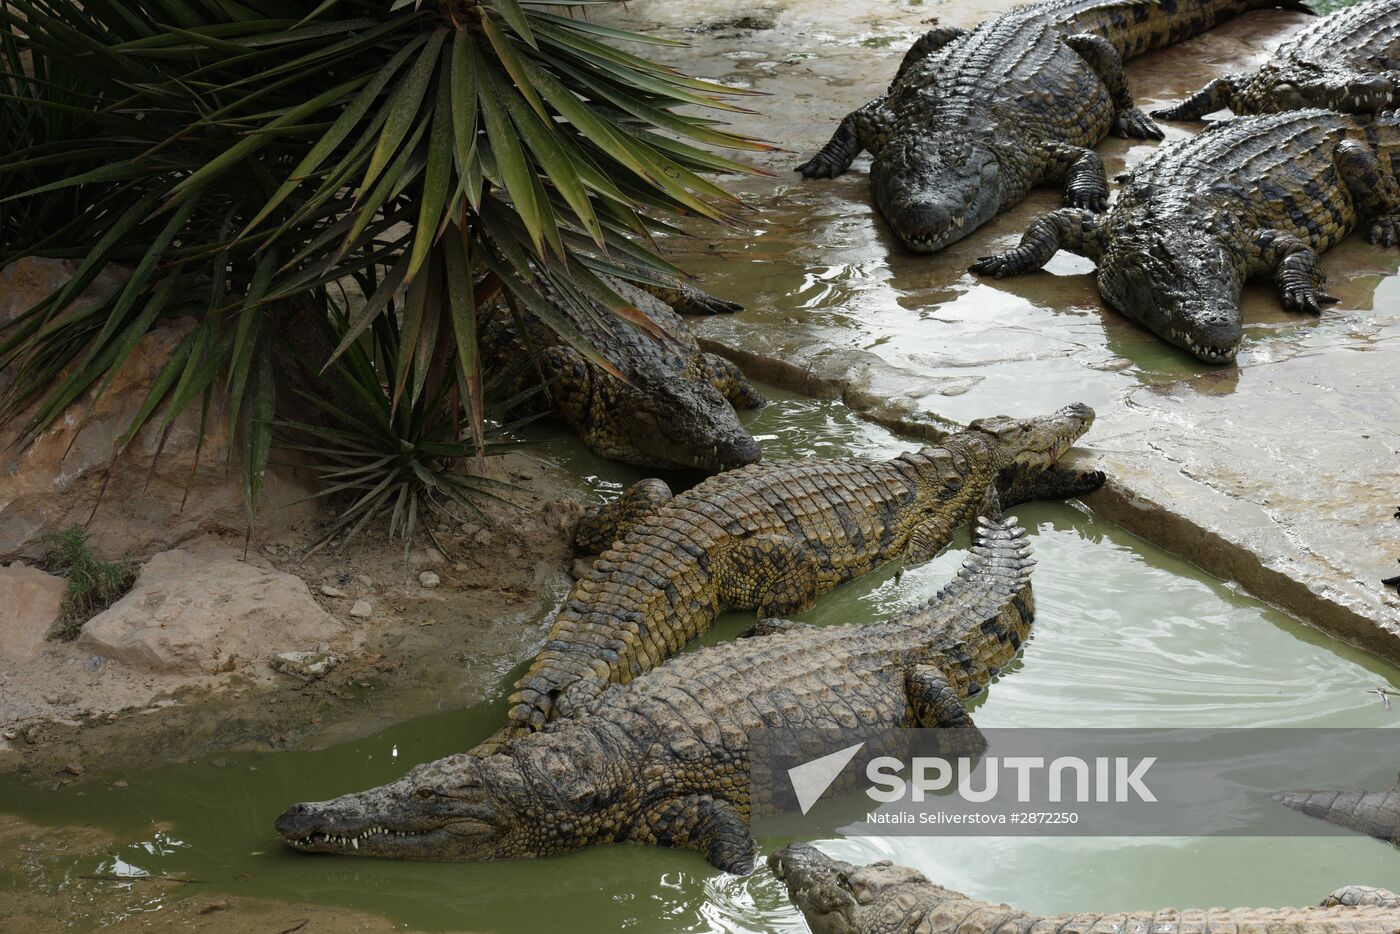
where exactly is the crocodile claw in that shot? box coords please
[1113,106,1165,140]
[795,156,843,179]
[1065,190,1107,211]
[1368,217,1399,247]
[1148,105,1194,122]
[1281,285,1336,314]
[969,255,1015,278]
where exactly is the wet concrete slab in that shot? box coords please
[601,1,1400,655]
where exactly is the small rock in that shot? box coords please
[355,574,373,588]
[0,565,66,660]
[198,899,229,915]
[320,583,346,598]
[571,558,594,580]
[349,600,373,619]
[210,758,229,769]
[1,730,16,741]
[453,563,468,573]
[418,571,440,589]
[113,780,128,788]
[62,763,82,776]
[270,650,342,680]
[262,544,278,556]
[107,713,118,722]
[86,655,102,671]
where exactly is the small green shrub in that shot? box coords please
[38,526,138,641]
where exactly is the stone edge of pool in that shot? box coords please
[701,337,1400,665]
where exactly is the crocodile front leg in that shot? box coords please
[1036,141,1109,212]
[1150,74,1244,121]
[1063,34,1163,139]
[969,208,1106,278]
[715,533,820,618]
[1335,138,1400,246]
[1247,230,1339,314]
[702,352,766,410]
[796,97,892,179]
[575,478,674,553]
[632,795,756,874]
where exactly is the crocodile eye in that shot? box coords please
[414,786,436,800]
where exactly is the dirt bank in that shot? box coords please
[0,451,586,783]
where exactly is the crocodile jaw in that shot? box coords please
[872,134,1002,253]
[967,402,1095,473]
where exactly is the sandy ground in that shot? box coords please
[0,816,476,933]
[0,451,585,782]
[595,0,1400,659]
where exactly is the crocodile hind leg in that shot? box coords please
[703,352,766,410]
[893,25,967,82]
[906,665,987,754]
[796,98,892,179]
[1063,34,1163,140]
[715,533,820,617]
[1334,138,1400,247]
[631,795,756,874]
[969,208,1106,278]
[1035,142,1109,212]
[575,478,674,553]
[1150,74,1244,121]
[1247,230,1339,315]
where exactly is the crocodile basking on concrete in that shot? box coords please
[276,514,1038,872]
[971,110,1400,362]
[503,404,1099,735]
[480,274,765,471]
[1153,0,1400,120]
[797,0,1308,253]
[770,843,1400,934]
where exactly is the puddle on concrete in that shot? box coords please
[3,389,1398,932]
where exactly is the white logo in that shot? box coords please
[788,742,866,815]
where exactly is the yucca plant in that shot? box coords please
[280,271,539,561]
[0,0,769,519]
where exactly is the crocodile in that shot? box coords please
[1273,787,1400,846]
[1153,0,1400,120]
[502,404,1100,735]
[770,843,1400,934]
[480,274,765,471]
[970,110,1400,362]
[796,0,1309,254]
[275,513,1038,873]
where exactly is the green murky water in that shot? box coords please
[3,389,1399,932]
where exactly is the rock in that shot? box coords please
[349,599,373,619]
[320,583,345,598]
[355,575,373,588]
[571,558,594,580]
[418,571,440,589]
[269,650,341,681]
[62,763,82,776]
[76,550,344,675]
[0,258,320,562]
[0,565,66,659]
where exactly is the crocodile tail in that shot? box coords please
[1272,788,1400,844]
[924,516,1036,622]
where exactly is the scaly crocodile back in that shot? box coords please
[508,441,1001,731]
[1114,110,1400,252]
